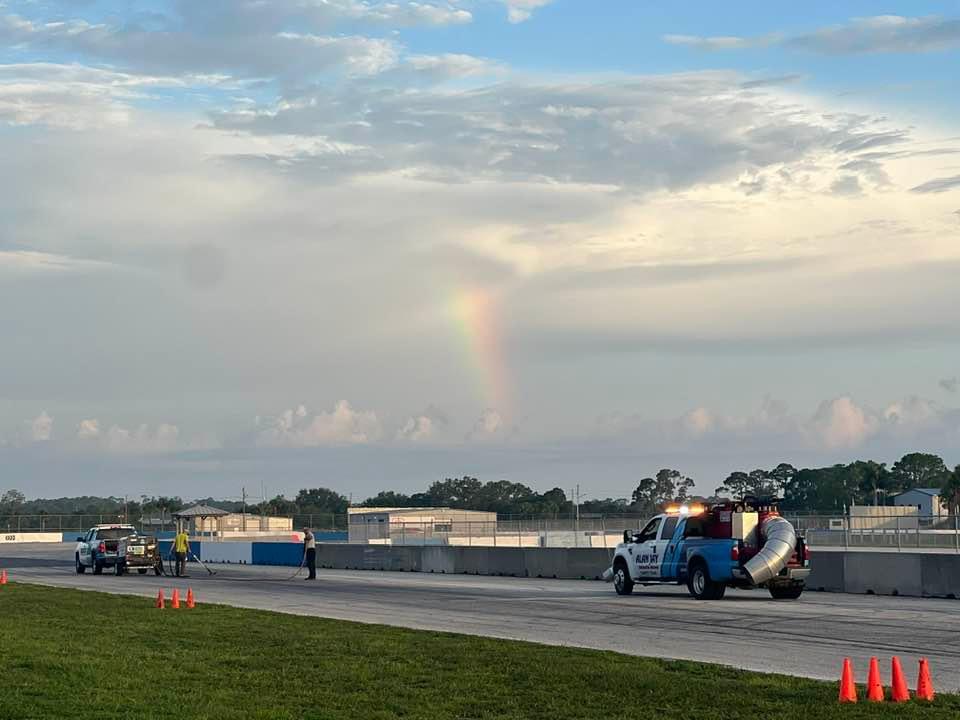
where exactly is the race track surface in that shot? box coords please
[4,543,960,690]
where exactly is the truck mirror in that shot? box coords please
[76,537,83,542]
[623,530,630,543]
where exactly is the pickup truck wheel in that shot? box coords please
[613,561,634,596]
[687,562,725,600]
[769,584,803,600]
[138,569,148,575]
[75,555,86,574]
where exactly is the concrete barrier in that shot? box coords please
[203,542,252,564]
[0,532,67,544]
[806,550,960,598]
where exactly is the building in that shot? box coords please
[348,507,496,544]
[893,488,945,517]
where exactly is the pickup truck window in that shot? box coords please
[92,528,136,540]
[660,516,678,541]
[684,517,705,537]
[637,517,662,543]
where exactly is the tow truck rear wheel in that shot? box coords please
[687,562,725,600]
[613,561,634,596]
[769,584,803,600]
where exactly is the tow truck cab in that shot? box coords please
[611,500,810,600]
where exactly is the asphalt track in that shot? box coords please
[5,543,960,690]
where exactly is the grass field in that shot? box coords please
[0,583,957,720]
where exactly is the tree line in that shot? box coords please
[3,451,960,520]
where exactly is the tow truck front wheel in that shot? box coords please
[687,562,726,600]
[613,562,634,596]
[75,555,86,574]
[769,584,804,600]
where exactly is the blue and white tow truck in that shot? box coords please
[607,498,810,600]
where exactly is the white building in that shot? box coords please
[348,507,496,544]
[894,488,945,517]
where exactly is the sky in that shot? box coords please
[2,1,960,503]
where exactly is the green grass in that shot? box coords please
[0,583,957,720]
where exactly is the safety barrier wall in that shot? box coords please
[202,543,252,564]
[0,532,65,544]
[806,551,960,598]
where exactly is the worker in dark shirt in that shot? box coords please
[303,528,316,580]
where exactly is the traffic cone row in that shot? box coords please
[839,656,935,703]
[155,588,196,610]
[0,569,8,585]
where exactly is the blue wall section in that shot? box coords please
[252,542,304,566]
[315,532,347,543]
[158,540,203,561]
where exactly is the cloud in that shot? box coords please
[210,71,926,193]
[103,423,180,453]
[466,408,518,442]
[396,405,450,442]
[256,402,382,447]
[76,418,100,440]
[941,378,959,393]
[663,33,780,51]
[0,250,114,273]
[0,13,399,81]
[911,174,960,193]
[31,412,53,442]
[665,15,960,55]
[502,0,554,24]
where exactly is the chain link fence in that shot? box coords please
[6,511,959,550]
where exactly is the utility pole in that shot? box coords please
[242,487,247,533]
[575,484,581,532]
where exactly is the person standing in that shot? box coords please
[174,525,191,577]
[303,528,316,580]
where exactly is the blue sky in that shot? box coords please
[1,1,959,501]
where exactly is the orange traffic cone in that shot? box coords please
[0,569,7,585]
[867,657,884,702]
[186,588,195,609]
[155,589,165,609]
[891,656,910,702]
[916,658,935,702]
[171,588,181,609]
[839,658,858,704]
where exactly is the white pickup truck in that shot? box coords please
[75,524,139,574]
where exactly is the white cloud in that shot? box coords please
[31,411,53,442]
[257,401,382,447]
[502,0,554,23]
[76,418,100,439]
[104,423,180,453]
[806,397,876,449]
[665,15,960,55]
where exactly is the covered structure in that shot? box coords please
[173,504,230,538]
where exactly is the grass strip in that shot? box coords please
[0,583,957,719]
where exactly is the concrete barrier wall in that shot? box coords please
[0,532,68,544]
[202,543,252,564]
[807,551,960,598]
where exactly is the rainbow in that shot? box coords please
[451,287,511,416]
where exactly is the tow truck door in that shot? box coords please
[78,530,93,563]
[660,517,686,579]
[632,516,675,579]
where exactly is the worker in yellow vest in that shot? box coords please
[174,526,191,577]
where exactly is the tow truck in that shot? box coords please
[75,524,139,574]
[608,497,810,600]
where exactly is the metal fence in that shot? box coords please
[8,511,960,551]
